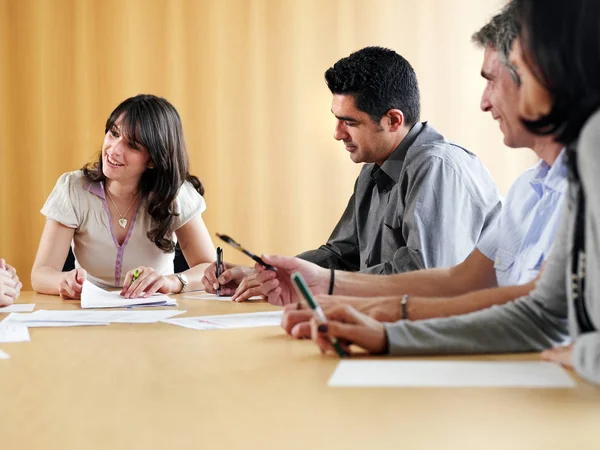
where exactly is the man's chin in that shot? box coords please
[348,152,364,164]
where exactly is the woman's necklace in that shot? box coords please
[106,189,139,229]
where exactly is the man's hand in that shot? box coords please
[202,262,255,296]
[254,255,329,305]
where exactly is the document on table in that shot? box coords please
[182,292,263,302]
[2,309,185,326]
[328,360,576,388]
[0,323,31,342]
[0,349,9,359]
[3,312,108,327]
[81,280,176,308]
[163,310,283,330]
[0,304,36,313]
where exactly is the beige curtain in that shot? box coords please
[0,0,527,289]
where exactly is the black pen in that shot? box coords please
[216,247,223,297]
[215,233,277,271]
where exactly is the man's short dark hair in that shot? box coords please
[324,46,420,126]
[472,1,521,83]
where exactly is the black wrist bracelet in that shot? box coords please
[328,267,335,295]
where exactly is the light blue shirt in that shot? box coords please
[477,149,568,287]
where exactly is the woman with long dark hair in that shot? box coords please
[507,0,600,383]
[32,95,214,298]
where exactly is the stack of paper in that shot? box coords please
[2,310,185,327]
[0,304,36,313]
[182,292,263,302]
[328,360,576,388]
[0,323,31,342]
[81,280,176,308]
[163,310,283,330]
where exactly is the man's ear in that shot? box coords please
[386,109,404,132]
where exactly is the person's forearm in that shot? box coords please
[31,266,62,295]
[334,266,472,298]
[408,281,537,320]
[384,293,569,356]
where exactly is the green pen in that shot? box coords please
[291,272,347,357]
[130,269,140,286]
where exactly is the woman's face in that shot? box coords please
[510,37,554,121]
[102,116,152,185]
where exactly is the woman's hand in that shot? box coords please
[58,268,87,300]
[541,344,574,369]
[121,267,179,298]
[282,295,402,339]
[310,304,388,356]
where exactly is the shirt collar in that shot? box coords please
[84,180,106,199]
[530,147,568,196]
[370,121,425,190]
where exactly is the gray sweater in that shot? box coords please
[384,110,600,386]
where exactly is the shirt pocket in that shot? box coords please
[380,222,405,262]
[494,248,516,282]
[521,253,544,284]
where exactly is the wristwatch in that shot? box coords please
[175,272,189,293]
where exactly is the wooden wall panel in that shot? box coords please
[0,0,528,289]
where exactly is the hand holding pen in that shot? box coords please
[216,247,223,296]
[201,260,256,296]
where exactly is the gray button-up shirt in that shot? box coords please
[297,122,502,274]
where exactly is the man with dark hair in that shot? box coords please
[294,46,501,274]
[203,46,502,300]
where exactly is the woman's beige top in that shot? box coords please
[41,170,206,288]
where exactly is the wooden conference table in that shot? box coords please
[1,292,598,450]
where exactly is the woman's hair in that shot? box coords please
[83,94,204,253]
[516,0,600,146]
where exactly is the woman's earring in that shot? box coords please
[148,164,154,169]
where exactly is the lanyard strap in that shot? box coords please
[571,187,596,333]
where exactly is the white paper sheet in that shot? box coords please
[163,310,283,330]
[3,309,185,325]
[0,323,31,342]
[0,304,36,313]
[328,360,576,388]
[81,280,176,308]
[0,349,9,359]
[182,292,263,302]
[2,312,108,327]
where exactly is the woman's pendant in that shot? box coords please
[118,218,128,229]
